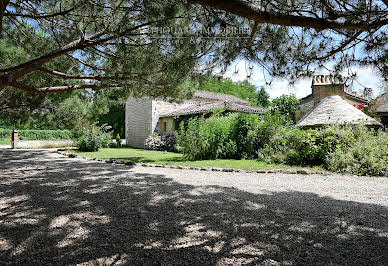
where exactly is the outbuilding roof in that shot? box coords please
[160,101,266,117]
[296,95,382,128]
[193,91,251,106]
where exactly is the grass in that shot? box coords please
[0,139,10,145]
[67,147,315,170]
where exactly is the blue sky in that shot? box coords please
[222,61,385,100]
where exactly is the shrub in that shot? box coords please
[325,127,388,176]
[176,112,289,160]
[77,125,112,152]
[175,112,387,176]
[161,132,177,152]
[144,132,177,152]
[116,133,121,147]
[0,128,72,140]
[144,134,165,151]
[176,114,238,160]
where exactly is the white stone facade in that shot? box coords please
[125,98,191,148]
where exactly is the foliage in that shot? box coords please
[176,114,238,160]
[144,132,177,152]
[353,103,375,118]
[271,94,300,122]
[256,87,271,108]
[115,134,122,147]
[0,37,78,124]
[144,134,165,151]
[95,89,127,138]
[261,124,388,176]
[197,76,270,107]
[1,0,387,100]
[325,126,388,176]
[77,125,112,152]
[0,128,72,140]
[176,112,387,176]
[176,112,288,160]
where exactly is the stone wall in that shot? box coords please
[296,98,314,122]
[312,84,345,106]
[125,97,153,148]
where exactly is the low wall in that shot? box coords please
[16,140,75,149]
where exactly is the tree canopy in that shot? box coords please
[196,76,270,107]
[0,0,387,100]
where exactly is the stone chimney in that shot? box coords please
[312,75,345,106]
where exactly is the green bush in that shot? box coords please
[176,114,239,160]
[176,112,387,176]
[0,128,72,140]
[176,112,289,160]
[116,133,121,147]
[325,127,388,176]
[77,125,112,152]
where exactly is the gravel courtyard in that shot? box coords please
[1,149,387,265]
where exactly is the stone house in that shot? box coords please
[296,75,369,121]
[125,91,266,148]
[296,75,381,129]
[375,93,388,128]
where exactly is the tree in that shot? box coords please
[197,76,270,107]
[271,94,300,122]
[197,76,258,104]
[256,87,270,107]
[189,0,388,79]
[0,1,242,95]
[0,0,387,98]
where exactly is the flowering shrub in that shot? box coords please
[161,132,176,152]
[353,103,375,117]
[144,133,176,152]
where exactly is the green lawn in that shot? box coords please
[67,147,308,170]
[0,139,10,145]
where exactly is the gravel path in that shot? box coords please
[1,149,387,265]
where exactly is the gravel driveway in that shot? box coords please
[1,149,387,265]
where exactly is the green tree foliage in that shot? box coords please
[197,76,270,107]
[256,87,271,107]
[1,0,386,96]
[176,112,288,160]
[271,94,300,122]
[176,113,388,176]
[0,33,79,127]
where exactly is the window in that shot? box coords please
[163,121,167,131]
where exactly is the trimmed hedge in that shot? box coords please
[0,128,72,140]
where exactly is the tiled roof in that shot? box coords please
[375,94,388,113]
[193,90,251,105]
[297,96,381,128]
[160,101,266,117]
[376,104,388,113]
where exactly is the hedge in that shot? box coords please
[0,129,72,140]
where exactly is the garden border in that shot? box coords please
[57,149,331,176]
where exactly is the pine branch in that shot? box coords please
[4,7,75,19]
[37,66,134,81]
[10,81,121,93]
[188,0,388,30]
